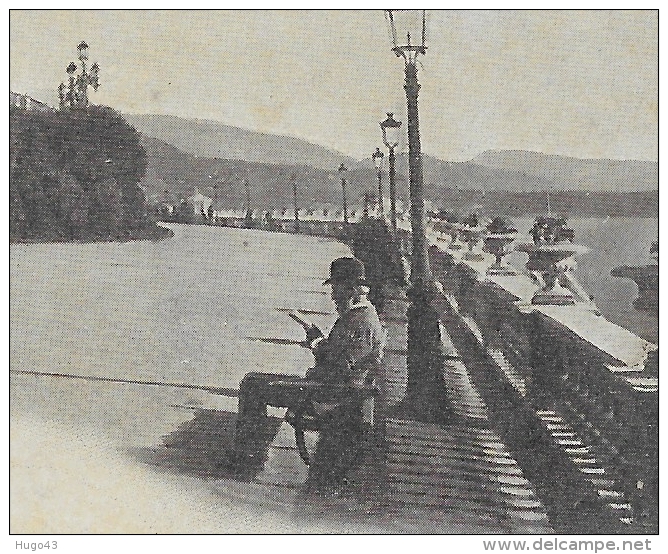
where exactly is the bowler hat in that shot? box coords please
[323,257,367,285]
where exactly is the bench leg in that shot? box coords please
[306,407,364,494]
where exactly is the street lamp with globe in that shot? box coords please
[372,147,385,217]
[338,163,349,225]
[385,9,449,420]
[380,112,402,233]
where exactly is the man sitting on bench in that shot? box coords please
[234,256,385,496]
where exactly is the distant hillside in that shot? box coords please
[140,136,657,218]
[472,150,658,192]
[380,152,657,193]
[128,112,657,193]
[139,135,377,211]
[431,189,658,218]
[355,153,558,194]
[124,113,356,170]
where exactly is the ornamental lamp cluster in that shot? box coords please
[58,41,100,110]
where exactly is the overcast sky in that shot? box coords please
[9,9,658,162]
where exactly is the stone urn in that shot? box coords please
[439,217,464,250]
[458,214,483,260]
[611,241,658,315]
[517,217,589,305]
[518,243,589,305]
[432,221,450,242]
[483,217,518,276]
[460,225,485,261]
[446,222,464,251]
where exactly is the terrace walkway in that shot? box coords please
[233,284,554,533]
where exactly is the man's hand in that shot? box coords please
[289,311,323,348]
[302,324,324,348]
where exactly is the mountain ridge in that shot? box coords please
[123,113,357,170]
[472,149,657,192]
[128,112,658,196]
[139,134,657,217]
[473,148,657,164]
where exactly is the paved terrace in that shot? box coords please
[12,222,654,533]
[155,220,656,533]
[157,283,555,533]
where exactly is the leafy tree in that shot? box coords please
[10,106,151,242]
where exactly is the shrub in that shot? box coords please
[349,216,406,312]
[10,106,150,242]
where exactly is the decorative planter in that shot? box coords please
[483,232,518,276]
[517,242,590,305]
[611,264,658,315]
[460,226,485,261]
[432,221,450,242]
[611,241,658,315]
[447,223,464,251]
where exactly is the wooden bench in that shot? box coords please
[267,379,380,465]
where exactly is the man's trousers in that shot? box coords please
[233,371,364,492]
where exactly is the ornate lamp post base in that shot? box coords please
[405,279,452,422]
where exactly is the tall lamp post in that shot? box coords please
[292,173,300,232]
[243,178,254,228]
[386,9,448,419]
[208,174,219,222]
[244,179,252,213]
[380,112,402,233]
[338,163,349,224]
[59,41,100,109]
[372,148,385,217]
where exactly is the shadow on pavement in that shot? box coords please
[130,409,282,481]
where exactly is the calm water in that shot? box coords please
[508,217,658,344]
[10,224,349,389]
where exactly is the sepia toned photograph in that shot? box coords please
[9,9,658,539]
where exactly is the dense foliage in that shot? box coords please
[10,106,153,242]
[349,217,407,312]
